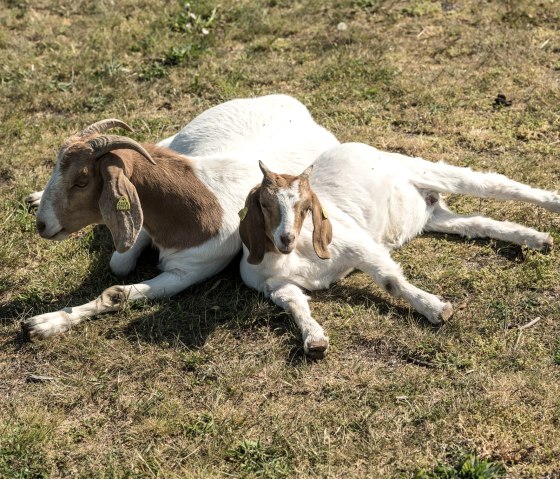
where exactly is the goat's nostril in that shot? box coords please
[37,220,46,234]
[280,233,295,246]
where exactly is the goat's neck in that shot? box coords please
[125,146,223,250]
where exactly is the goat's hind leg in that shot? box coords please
[426,203,553,251]
[409,159,560,212]
[22,269,198,339]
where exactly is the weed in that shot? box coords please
[0,422,51,479]
[226,439,291,478]
[414,452,505,479]
[138,61,169,81]
[553,340,560,366]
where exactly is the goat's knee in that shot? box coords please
[110,251,138,277]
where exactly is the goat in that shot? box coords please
[23,94,339,339]
[239,142,559,358]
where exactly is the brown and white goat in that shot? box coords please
[23,95,339,339]
[240,143,558,358]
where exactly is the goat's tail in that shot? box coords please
[405,157,560,211]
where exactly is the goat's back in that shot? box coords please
[166,95,335,157]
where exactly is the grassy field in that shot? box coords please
[1,0,560,477]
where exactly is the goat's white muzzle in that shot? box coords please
[36,198,65,240]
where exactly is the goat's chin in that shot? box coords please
[277,245,296,255]
[43,229,68,241]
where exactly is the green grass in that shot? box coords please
[414,452,505,479]
[1,0,560,477]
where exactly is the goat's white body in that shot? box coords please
[24,95,339,339]
[241,143,439,293]
[241,142,558,355]
[155,98,339,273]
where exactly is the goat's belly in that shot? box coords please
[376,183,434,249]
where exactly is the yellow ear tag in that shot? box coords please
[238,207,248,221]
[321,207,328,219]
[116,196,131,211]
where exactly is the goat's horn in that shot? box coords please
[78,119,133,138]
[87,135,156,165]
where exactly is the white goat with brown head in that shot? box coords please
[240,142,559,358]
[23,94,339,339]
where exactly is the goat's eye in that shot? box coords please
[73,181,88,189]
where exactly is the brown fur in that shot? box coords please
[51,138,223,252]
[127,146,223,250]
[239,185,279,265]
[99,160,143,253]
[239,164,332,264]
[310,191,332,259]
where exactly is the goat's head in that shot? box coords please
[36,119,155,252]
[239,161,332,265]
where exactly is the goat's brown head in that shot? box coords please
[239,161,332,265]
[36,119,156,253]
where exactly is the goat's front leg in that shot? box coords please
[356,240,452,324]
[26,190,43,209]
[109,228,152,276]
[426,203,554,251]
[265,278,329,358]
[22,269,195,339]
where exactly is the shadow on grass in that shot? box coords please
[0,223,300,355]
[422,232,528,262]
[121,251,308,356]
[0,226,534,357]
[0,226,122,348]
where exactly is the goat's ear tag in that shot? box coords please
[116,196,131,211]
[321,207,328,219]
[238,207,248,221]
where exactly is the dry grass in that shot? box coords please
[1,0,560,477]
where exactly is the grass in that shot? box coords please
[1,0,560,477]
[414,451,505,479]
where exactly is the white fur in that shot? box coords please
[23,95,339,339]
[35,166,63,238]
[25,190,43,208]
[273,181,300,249]
[241,142,558,355]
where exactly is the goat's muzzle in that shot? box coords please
[36,219,67,240]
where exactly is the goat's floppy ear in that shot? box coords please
[239,185,267,265]
[310,191,332,260]
[99,163,143,253]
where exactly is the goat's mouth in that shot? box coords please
[277,244,296,254]
[42,229,68,240]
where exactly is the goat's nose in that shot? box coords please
[36,220,46,235]
[280,233,295,246]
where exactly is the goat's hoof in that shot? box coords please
[542,234,554,252]
[25,191,43,209]
[305,338,329,359]
[439,303,454,323]
[21,312,72,340]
